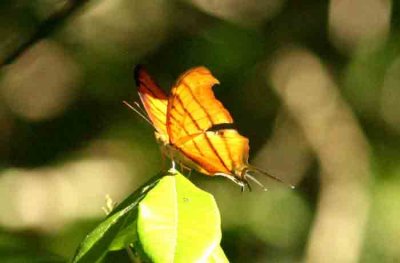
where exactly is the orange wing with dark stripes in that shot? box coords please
[166,67,250,175]
[135,65,169,143]
[177,129,249,175]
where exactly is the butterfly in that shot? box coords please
[124,65,292,191]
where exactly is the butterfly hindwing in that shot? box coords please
[176,129,249,174]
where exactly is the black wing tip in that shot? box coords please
[134,64,145,86]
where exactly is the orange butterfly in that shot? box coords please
[125,65,291,190]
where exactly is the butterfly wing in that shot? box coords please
[167,67,233,142]
[178,129,249,175]
[135,65,169,142]
[167,66,249,175]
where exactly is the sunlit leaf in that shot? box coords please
[72,170,227,263]
[137,171,226,263]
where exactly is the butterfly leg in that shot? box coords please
[167,156,178,174]
[171,160,176,170]
[179,162,193,177]
[168,150,178,173]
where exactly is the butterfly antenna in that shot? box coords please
[123,100,153,127]
[244,172,268,191]
[248,165,295,189]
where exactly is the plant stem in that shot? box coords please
[126,246,140,263]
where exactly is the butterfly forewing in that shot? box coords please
[166,67,249,176]
[167,67,234,144]
[135,66,169,142]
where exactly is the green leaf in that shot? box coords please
[71,175,161,263]
[71,201,138,263]
[72,170,228,263]
[137,171,226,263]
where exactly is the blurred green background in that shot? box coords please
[0,0,399,262]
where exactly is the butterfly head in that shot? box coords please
[239,167,267,192]
[216,165,294,191]
[213,165,254,191]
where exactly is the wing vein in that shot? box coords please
[173,95,230,172]
[182,81,234,170]
[176,84,232,172]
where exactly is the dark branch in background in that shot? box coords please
[0,0,90,67]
